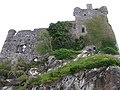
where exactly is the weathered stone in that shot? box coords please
[71,4,108,39]
[0,28,46,62]
[32,66,120,90]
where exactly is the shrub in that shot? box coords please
[47,21,85,51]
[102,47,118,55]
[99,40,118,54]
[101,40,117,50]
[0,60,11,77]
[17,74,28,81]
[51,48,77,60]
[36,29,52,54]
[70,66,80,74]
[85,16,117,48]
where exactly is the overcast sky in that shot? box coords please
[0,0,120,51]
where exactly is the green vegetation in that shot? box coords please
[36,17,118,55]
[51,48,78,60]
[0,57,45,88]
[85,16,117,49]
[101,47,118,55]
[36,29,52,54]
[100,40,118,55]
[27,55,120,86]
[0,60,11,78]
[17,74,28,81]
[47,21,72,50]
[1,15,119,89]
[47,21,85,51]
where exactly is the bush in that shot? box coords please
[47,21,85,51]
[98,40,118,55]
[0,60,11,77]
[85,16,117,48]
[17,74,28,81]
[70,66,80,74]
[102,47,118,55]
[51,48,77,60]
[36,29,52,54]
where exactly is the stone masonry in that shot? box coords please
[71,4,108,38]
[0,28,46,62]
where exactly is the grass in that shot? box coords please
[27,55,120,86]
[50,48,78,60]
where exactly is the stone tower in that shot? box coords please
[72,4,108,38]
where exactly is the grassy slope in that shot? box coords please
[84,15,117,47]
[27,55,120,86]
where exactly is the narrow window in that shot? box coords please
[82,27,85,33]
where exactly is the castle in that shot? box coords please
[0,4,109,61]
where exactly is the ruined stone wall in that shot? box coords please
[72,4,108,38]
[0,28,45,62]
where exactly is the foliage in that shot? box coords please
[36,29,52,54]
[17,74,28,81]
[85,16,117,48]
[27,55,120,86]
[69,37,85,50]
[99,40,118,54]
[0,60,11,70]
[17,57,30,70]
[13,86,25,90]
[47,21,85,50]
[51,48,78,60]
[101,47,118,55]
[101,40,117,50]
[0,60,11,77]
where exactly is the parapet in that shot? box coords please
[87,4,93,9]
[100,6,108,14]
[8,29,16,35]
[73,4,108,18]
[73,7,81,16]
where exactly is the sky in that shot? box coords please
[0,0,120,52]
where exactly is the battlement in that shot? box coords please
[74,4,108,18]
[87,4,93,9]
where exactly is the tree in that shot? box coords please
[36,29,52,54]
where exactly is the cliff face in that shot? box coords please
[31,66,120,90]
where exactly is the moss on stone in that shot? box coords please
[84,15,117,48]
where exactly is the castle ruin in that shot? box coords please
[0,4,109,61]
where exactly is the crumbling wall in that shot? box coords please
[0,28,45,61]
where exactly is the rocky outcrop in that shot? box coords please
[30,66,120,90]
